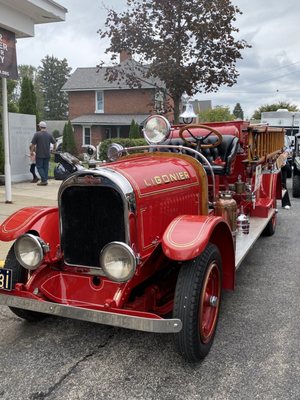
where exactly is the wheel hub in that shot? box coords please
[209,295,218,307]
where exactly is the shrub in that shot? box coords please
[52,129,60,138]
[62,121,77,155]
[129,119,141,139]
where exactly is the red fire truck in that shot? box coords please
[0,116,284,361]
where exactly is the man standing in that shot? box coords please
[30,121,56,186]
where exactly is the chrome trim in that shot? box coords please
[58,168,136,266]
[14,234,47,270]
[143,115,171,144]
[100,241,137,282]
[0,294,182,333]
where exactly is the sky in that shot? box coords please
[16,0,300,119]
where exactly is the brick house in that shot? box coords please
[62,53,167,152]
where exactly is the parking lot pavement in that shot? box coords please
[0,179,61,261]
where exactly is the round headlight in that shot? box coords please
[14,234,46,270]
[100,242,136,282]
[143,115,171,144]
[107,143,124,162]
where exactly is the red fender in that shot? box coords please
[0,207,59,259]
[162,215,235,290]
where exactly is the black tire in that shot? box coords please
[4,245,46,322]
[173,243,222,362]
[292,174,300,198]
[262,200,277,236]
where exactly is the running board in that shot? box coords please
[235,209,276,269]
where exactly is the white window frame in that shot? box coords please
[82,126,91,146]
[95,90,104,113]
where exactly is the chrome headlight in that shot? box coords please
[100,242,136,282]
[143,115,171,144]
[14,234,49,271]
[107,143,124,162]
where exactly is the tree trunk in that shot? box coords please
[173,97,181,124]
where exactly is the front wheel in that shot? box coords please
[4,245,46,322]
[173,243,222,362]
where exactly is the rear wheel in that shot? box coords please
[173,243,222,362]
[262,200,277,236]
[4,245,46,322]
[292,174,300,198]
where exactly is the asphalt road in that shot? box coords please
[0,189,299,400]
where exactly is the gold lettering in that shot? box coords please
[162,175,170,183]
[169,173,178,182]
[144,171,190,187]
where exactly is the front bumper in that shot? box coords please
[0,294,182,333]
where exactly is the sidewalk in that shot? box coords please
[0,179,61,262]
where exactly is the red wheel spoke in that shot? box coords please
[199,262,220,343]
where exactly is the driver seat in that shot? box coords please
[165,135,239,175]
[201,135,239,175]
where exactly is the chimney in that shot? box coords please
[120,50,132,63]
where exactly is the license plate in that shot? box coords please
[0,268,12,290]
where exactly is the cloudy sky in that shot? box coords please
[16,0,300,119]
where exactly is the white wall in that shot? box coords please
[8,112,36,182]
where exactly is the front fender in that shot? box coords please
[162,214,235,290]
[0,207,59,259]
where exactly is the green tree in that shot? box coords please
[233,103,244,120]
[252,102,299,120]
[16,65,44,119]
[62,121,77,155]
[38,55,71,120]
[0,78,18,112]
[199,106,234,122]
[0,78,18,174]
[19,76,37,117]
[99,0,250,122]
[129,119,140,138]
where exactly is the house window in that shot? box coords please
[83,126,91,145]
[95,90,104,113]
[105,128,112,138]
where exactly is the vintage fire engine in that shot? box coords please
[0,116,285,361]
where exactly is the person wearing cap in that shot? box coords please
[30,121,56,186]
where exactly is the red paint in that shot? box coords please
[0,119,281,327]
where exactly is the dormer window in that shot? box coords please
[95,90,104,113]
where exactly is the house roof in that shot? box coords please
[62,60,164,91]
[46,120,68,135]
[71,114,150,126]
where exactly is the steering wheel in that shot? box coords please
[178,124,223,149]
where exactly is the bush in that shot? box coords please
[129,119,141,139]
[52,129,60,138]
[62,121,77,155]
[99,138,147,161]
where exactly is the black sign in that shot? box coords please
[0,268,12,290]
[0,27,18,80]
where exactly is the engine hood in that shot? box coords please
[105,152,207,199]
